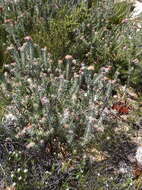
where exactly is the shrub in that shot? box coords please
[0,38,118,189]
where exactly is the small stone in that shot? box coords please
[135,146,142,168]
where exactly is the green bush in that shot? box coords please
[2,0,142,89]
[30,2,89,60]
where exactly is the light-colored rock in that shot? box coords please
[132,0,142,17]
[135,146,142,168]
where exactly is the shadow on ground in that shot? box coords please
[85,124,137,190]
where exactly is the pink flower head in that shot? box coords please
[65,55,73,60]
[24,36,32,41]
[7,45,14,51]
[41,46,47,51]
[109,79,116,84]
[122,19,129,24]
[101,66,112,73]
[87,65,95,71]
[4,19,14,24]
[102,76,109,81]
[11,62,16,66]
[58,60,63,64]
[41,97,49,105]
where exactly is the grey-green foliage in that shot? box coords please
[1,40,116,147]
[0,85,11,122]
[0,38,120,189]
